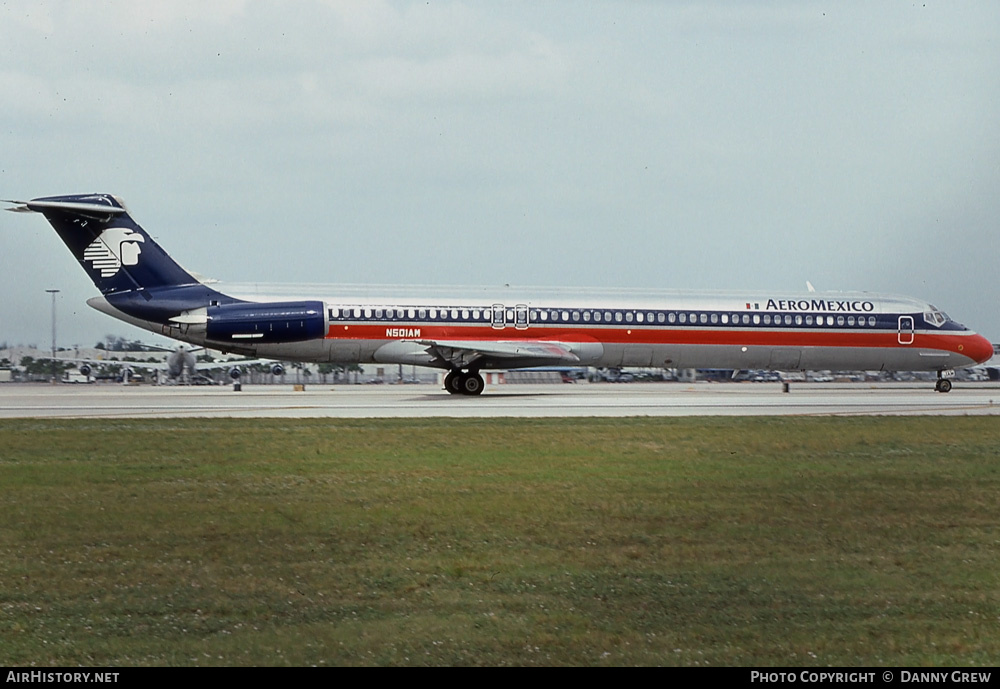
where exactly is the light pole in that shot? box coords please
[46,289,59,382]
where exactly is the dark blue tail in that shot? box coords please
[7,194,241,327]
[13,194,198,295]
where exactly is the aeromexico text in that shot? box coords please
[764,299,875,313]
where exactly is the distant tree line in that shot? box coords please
[95,335,156,352]
[17,356,74,378]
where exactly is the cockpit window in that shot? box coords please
[924,310,947,327]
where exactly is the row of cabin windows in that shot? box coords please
[331,307,488,321]
[329,307,882,328]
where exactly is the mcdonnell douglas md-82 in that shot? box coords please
[6,194,993,394]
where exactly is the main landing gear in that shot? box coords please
[935,370,954,393]
[444,370,485,396]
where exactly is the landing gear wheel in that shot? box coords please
[459,372,485,396]
[444,370,461,394]
[935,378,952,393]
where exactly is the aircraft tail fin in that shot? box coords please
[5,194,198,295]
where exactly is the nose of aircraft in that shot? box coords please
[965,333,995,365]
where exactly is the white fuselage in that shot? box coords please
[88,286,992,373]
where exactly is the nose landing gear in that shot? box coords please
[935,370,954,393]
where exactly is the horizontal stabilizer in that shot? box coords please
[4,198,127,217]
[3,200,34,213]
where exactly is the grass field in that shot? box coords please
[1,417,999,666]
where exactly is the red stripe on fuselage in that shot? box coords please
[326,323,980,357]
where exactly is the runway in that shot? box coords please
[2,381,999,418]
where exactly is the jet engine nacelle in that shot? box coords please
[206,300,325,344]
[229,366,242,380]
[78,364,91,377]
[270,363,285,376]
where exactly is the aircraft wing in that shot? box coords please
[61,356,281,374]
[60,357,171,371]
[210,358,284,370]
[415,339,580,370]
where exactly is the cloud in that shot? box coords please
[2,1,999,345]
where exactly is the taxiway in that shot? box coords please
[1,382,999,418]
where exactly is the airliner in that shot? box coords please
[67,344,285,385]
[6,194,993,394]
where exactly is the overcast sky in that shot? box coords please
[2,0,999,349]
